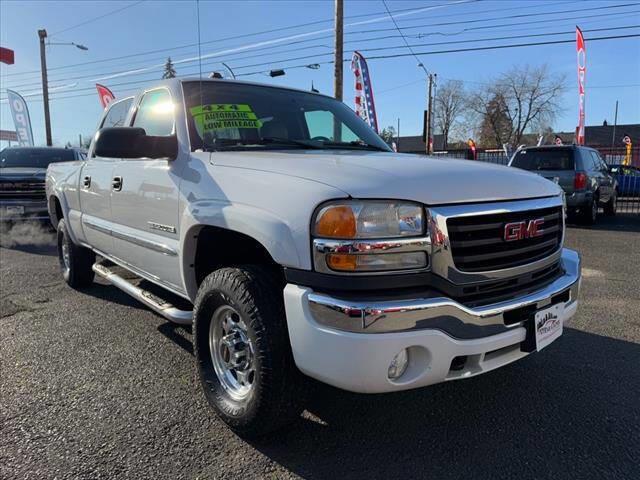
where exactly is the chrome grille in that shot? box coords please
[447,206,563,272]
[0,182,46,199]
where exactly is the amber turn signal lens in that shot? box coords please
[326,253,358,271]
[315,205,357,238]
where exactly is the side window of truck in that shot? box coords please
[589,151,606,172]
[100,98,133,128]
[132,89,174,137]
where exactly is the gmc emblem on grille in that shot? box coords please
[503,218,544,242]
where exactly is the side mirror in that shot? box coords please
[94,127,178,160]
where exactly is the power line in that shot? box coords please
[234,32,640,76]
[224,26,640,72]
[49,1,146,37]
[345,1,640,36]
[3,7,639,91]
[3,24,638,98]
[2,1,630,91]
[364,33,640,61]
[2,1,473,78]
[0,0,584,80]
[382,0,430,75]
[29,16,635,88]
[357,24,640,54]
[90,8,640,78]
[390,0,631,27]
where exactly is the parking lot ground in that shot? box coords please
[1,216,639,480]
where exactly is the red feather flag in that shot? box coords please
[576,27,586,145]
[96,84,115,109]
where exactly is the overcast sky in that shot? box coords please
[1,0,639,147]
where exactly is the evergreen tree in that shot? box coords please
[162,57,177,79]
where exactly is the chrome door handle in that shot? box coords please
[83,175,91,188]
[112,176,123,191]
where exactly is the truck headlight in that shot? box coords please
[314,201,424,239]
[312,200,428,274]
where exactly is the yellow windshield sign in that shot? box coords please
[190,104,262,133]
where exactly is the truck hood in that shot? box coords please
[211,150,561,205]
[0,167,47,181]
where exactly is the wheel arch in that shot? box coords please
[180,203,301,300]
[48,195,64,227]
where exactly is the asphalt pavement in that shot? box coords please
[1,216,639,480]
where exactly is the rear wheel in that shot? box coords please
[57,218,95,288]
[604,192,617,216]
[193,266,305,437]
[580,197,598,225]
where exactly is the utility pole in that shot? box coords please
[611,100,618,150]
[333,0,343,141]
[38,29,52,146]
[426,73,434,155]
[333,0,343,101]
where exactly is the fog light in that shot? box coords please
[388,349,409,380]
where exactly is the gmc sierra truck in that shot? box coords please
[46,78,582,437]
[1,147,84,222]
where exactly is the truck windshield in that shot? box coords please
[183,81,391,152]
[511,149,574,171]
[0,148,76,168]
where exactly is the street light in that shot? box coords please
[38,29,88,146]
[47,41,88,51]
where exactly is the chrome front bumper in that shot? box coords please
[308,247,581,339]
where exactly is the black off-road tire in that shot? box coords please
[193,265,305,438]
[604,192,617,216]
[57,218,95,288]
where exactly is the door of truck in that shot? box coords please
[79,98,133,255]
[109,88,184,294]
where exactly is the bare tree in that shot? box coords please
[434,80,466,149]
[468,65,565,147]
[379,125,397,144]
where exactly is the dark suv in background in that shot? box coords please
[0,147,85,222]
[509,145,617,225]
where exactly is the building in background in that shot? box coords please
[397,123,640,154]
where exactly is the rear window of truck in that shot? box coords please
[0,148,76,168]
[511,149,574,171]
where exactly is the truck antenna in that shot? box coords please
[195,0,204,150]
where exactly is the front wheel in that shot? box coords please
[57,218,95,288]
[193,266,305,437]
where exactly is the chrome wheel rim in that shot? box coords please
[209,304,255,400]
[61,241,70,271]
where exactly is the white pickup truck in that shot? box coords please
[47,78,581,436]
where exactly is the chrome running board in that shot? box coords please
[92,262,192,325]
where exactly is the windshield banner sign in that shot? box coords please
[6,89,34,147]
[190,104,262,138]
[576,26,586,145]
[351,51,379,134]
